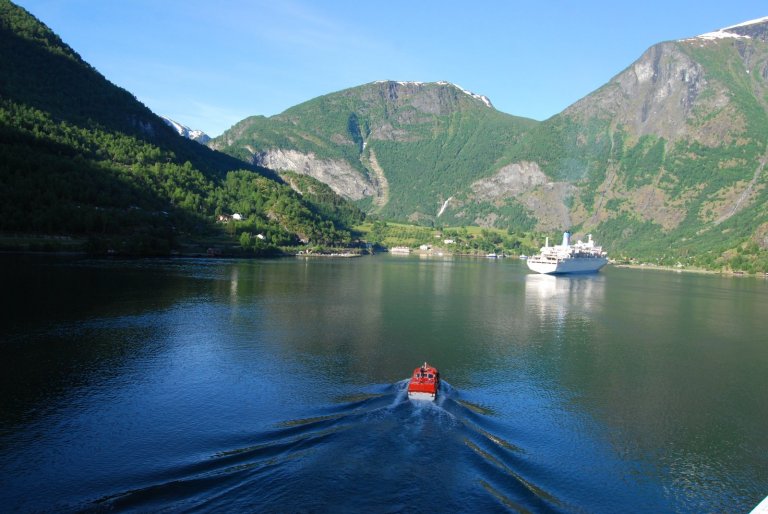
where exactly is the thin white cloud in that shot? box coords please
[205,0,388,57]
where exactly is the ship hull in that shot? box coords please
[526,257,607,275]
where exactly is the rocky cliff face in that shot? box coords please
[354,81,493,118]
[252,149,377,201]
[563,18,768,147]
[465,162,574,230]
[562,42,723,143]
[470,161,548,200]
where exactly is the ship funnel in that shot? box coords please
[562,231,570,247]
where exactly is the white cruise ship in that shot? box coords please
[526,232,608,274]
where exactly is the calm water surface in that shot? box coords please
[1,255,767,512]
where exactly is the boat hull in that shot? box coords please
[407,391,436,401]
[526,257,607,275]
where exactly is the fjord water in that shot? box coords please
[1,255,767,513]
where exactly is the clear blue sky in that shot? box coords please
[14,0,768,136]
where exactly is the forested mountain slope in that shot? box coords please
[211,80,537,224]
[0,1,362,255]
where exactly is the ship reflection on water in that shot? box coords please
[524,273,606,323]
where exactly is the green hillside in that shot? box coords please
[212,27,768,272]
[0,1,362,255]
[212,81,537,222]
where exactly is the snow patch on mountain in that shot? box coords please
[694,30,751,41]
[437,81,493,108]
[723,16,768,30]
[161,116,211,144]
[684,16,768,41]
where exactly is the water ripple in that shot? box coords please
[90,381,570,513]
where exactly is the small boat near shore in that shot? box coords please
[407,362,440,401]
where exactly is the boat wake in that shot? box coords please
[91,381,571,512]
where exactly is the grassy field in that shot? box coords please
[354,221,541,255]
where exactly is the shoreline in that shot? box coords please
[2,239,766,277]
[612,263,766,277]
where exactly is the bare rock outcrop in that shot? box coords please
[564,41,731,144]
[467,161,573,230]
[253,149,377,201]
[470,161,548,200]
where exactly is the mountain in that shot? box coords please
[161,116,211,144]
[0,0,362,255]
[211,80,537,224]
[517,16,768,269]
[212,19,768,271]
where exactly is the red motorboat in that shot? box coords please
[407,362,440,401]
